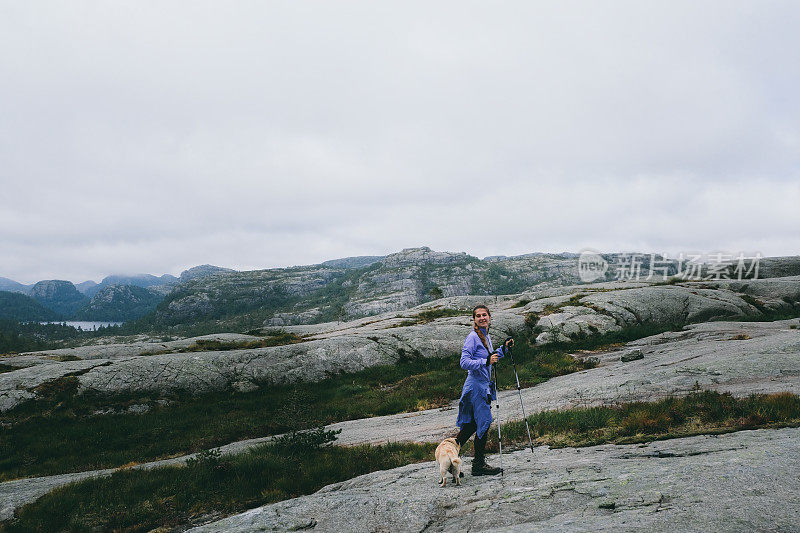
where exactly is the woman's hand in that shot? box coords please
[488,353,499,364]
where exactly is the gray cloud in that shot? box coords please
[1,1,798,284]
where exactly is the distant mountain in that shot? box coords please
[83,273,179,297]
[0,277,30,294]
[179,265,235,283]
[0,291,61,321]
[73,284,164,321]
[75,280,98,294]
[0,267,227,323]
[146,247,800,332]
[28,280,89,318]
[148,247,582,329]
[6,252,798,333]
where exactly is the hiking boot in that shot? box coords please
[472,460,503,476]
[471,432,502,475]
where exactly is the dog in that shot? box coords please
[435,437,463,487]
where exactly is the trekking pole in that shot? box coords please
[491,359,504,477]
[507,342,536,453]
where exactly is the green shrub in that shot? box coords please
[490,390,800,451]
[510,298,532,309]
[4,437,433,533]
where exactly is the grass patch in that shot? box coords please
[733,303,800,323]
[181,330,305,352]
[6,391,800,532]
[540,304,561,315]
[415,308,466,323]
[740,294,768,312]
[43,355,82,362]
[2,428,435,533]
[0,326,595,481]
[510,298,531,309]
[392,308,467,327]
[139,330,307,356]
[489,390,800,451]
[0,321,704,482]
[539,294,587,316]
[0,363,19,374]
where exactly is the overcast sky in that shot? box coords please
[2,1,799,284]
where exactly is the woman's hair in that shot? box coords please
[472,304,493,352]
[472,305,490,319]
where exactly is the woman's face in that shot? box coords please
[473,307,491,329]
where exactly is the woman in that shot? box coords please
[455,304,513,476]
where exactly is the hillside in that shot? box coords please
[146,248,591,331]
[82,274,179,298]
[2,277,799,530]
[4,251,798,334]
[27,280,88,318]
[0,278,29,294]
[143,249,800,334]
[0,292,59,322]
[3,274,798,408]
[72,285,165,321]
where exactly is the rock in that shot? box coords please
[620,349,644,362]
[13,333,260,361]
[535,305,621,344]
[320,256,385,269]
[379,247,471,268]
[164,292,215,322]
[527,276,800,344]
[179,265,235,283]
[266,309,322,326]
[187,427,800,532]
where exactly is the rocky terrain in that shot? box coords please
[2,276,799,412]
[2,314,799,527]
[3,249,799,330]
[2,254,800,530]
[148,249,800,330]
[316,317,800,447]
[189,427,800,533]
[147,248,604,329]
[521,276,800,343]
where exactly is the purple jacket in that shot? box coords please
[456,327,506,438]
[460,328,506,393]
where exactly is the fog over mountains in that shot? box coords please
[0,265,233,322]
